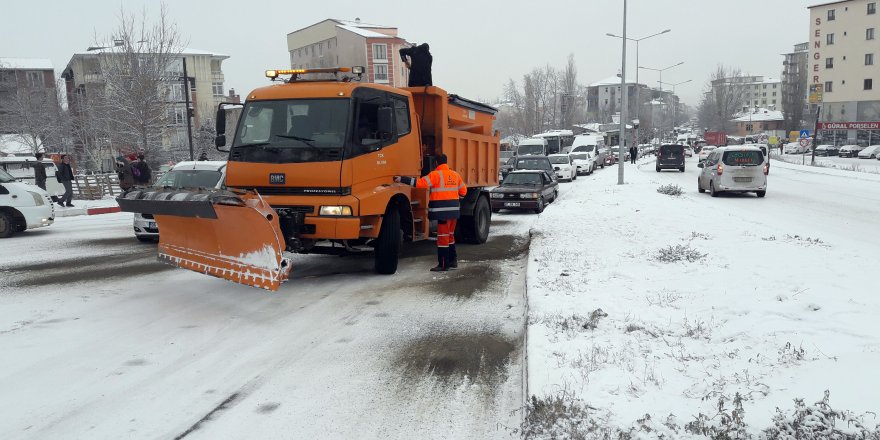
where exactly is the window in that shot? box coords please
[869,2,876,14]
[26,71,43,88]
[762,84,767,89]
[773,84,777,88]
[868,28,876,40]
[772,92,777,96]
[392,96,410,136]
[212,81,223,96]
[372,43,388,61]
[169,106,186,125]
[373,64,388,82]
[827,33,835,45]
[772,99,777,104]
[865,78,873,90]
[867,54,875,65]
[828,9,836,20]
[826,57,834,68]
[825,81,833,92]
[762,92,767,97]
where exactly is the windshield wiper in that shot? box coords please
[274,134,316,146]
[235,142,270,148]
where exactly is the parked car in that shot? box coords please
[656,144,686,172]
[548,154,577,181]
[0,168,54,238]
[697,146,768,198]
[500,156,517,179]
[571,144,607,169]
[857,145,880,159]
[569,152,596,175]
[513,155,557,181]
[0,156,63,202]
[499,150,515,169]
[837,144,865,158]
[489,170,559,214]
[814,144,840,156]
[133,161,227,242]
[609,146,631,162]
[698,145,718,163]
[684,147,694,157]
[784,142,811,154]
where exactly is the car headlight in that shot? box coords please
[319,205,352,216]
[490,192,504,199]
[520,193,538,199]
[28,191,44,206]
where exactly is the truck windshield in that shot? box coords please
[518,144,544,155]
[0,169,15,183]
[232,99,350,163]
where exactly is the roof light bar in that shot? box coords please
[265,67,354,79]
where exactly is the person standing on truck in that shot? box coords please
[56,154,75,207]
[399,43,432,87]
[33,152,47,190]
[394,154,466,272]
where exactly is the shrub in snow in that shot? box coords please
[657,183,684,196]
[685,392,750,439]
[763,390,880,439]
[654,244,707,263]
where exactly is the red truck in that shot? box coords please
[704,132,728,146]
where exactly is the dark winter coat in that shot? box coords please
[33,161,47,186]
[399,44,433,87]
[56,163,74,183]
[117,161,135,190]
[629,146,638,158]
[132,160,152,185]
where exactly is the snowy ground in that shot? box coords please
[0,209,535,439]
[525,155,880,435]
[774,151,880,174]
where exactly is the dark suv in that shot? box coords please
[656,144,686,172]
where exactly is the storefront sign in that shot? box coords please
[817,122,880,130]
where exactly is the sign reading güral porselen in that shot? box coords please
[817,122,880,130]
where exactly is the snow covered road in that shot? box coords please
[0,210,536,438]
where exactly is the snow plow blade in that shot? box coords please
[117,189,291,291]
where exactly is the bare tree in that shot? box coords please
[95,4,184,161]
[697,65,746,132]
[559,54,578,128]
[0,71,65,155]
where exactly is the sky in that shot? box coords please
[1,0,816,108]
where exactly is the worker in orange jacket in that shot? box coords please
[394,154,467,271]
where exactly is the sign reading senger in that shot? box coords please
[817,122,880,130]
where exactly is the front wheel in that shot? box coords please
[534,197,545,214]
[698,179,705,193]
[756,190,766,198]
[374,206,401,274]
[0,211,15,238]
[679,166,685,172]
[572,172,577,180]
[656,166,661,172]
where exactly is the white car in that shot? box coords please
[0,168,54,238]
[698,145,717,163]
[568,152,596,175]
[547,154,577,182]
[133,161,227,242]
[857,145,880,159]
[697,146,768,198]
[783,142,811,154]
[0,156,63,201]
[684,147,694,157]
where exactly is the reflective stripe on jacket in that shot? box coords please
[402,164,467,220]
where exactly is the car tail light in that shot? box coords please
[716,164,724,175]
[763,163,769,175]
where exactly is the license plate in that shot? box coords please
[148,222,157,229]
[504,202,521,207]
[733,177,752,182]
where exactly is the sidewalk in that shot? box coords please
[53,198,121,217]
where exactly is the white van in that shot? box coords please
[697,146,768,198]
[516,138,548,156]
[0,168,54,237]
[0,156,63,201]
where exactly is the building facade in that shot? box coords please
[731,108,786,136]
[287,19,409,87]
[782,42,810,131]
[809,0,880,145]
[0,58,58,136]
[712,75,784,113]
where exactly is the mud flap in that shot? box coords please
[118,190,292,291]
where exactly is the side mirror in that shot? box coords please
[377,106,393,140]
[697,162,704,168]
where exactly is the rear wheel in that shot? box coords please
[458,196,491,244]
[0,211,15,238]
[374,205,401,274]
[679,166,685,172]
[656,166,661,172]
[572,172,577,180]
[698,179,705,193]
[756,190,766,198]
[710,181,719,197]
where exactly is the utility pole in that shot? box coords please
[182,58,195,161]
[618,0,627,185]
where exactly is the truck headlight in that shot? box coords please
[28,191,45,206]
[490,192,504,199]
[319,205,352,216]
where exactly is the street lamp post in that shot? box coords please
[640,62,683,141]
[617,0,627,185]
[606,28,671,144]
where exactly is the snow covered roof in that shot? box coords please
[733,108,784,122]
[0,58,53,70]
[573,123,603,132]
[589,75,644,87]
[336,24,392,39]
[333,19,394,29]
[0,135,40,155]
[74,47,228,58]
[535,129,574,137]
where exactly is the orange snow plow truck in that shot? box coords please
[117,67,499,290]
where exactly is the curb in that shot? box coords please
[54,206,121,218]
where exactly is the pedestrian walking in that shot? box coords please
[131,153,152,186]
[33,152,47,191]
[394,154,466,271]
[629,145,637,164]
[56,154,75,207]
[116,156,135,193]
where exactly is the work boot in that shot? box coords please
[430,265,448,272]
[66,203,74,207]
[448,244,458,269]
[57,201,65,207]
[431,247,449,272]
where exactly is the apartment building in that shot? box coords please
[287,19,409,87]
[0,58,58,133]
[712,75,784,113]
[782,42,809,130]
[809,0,880,145]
